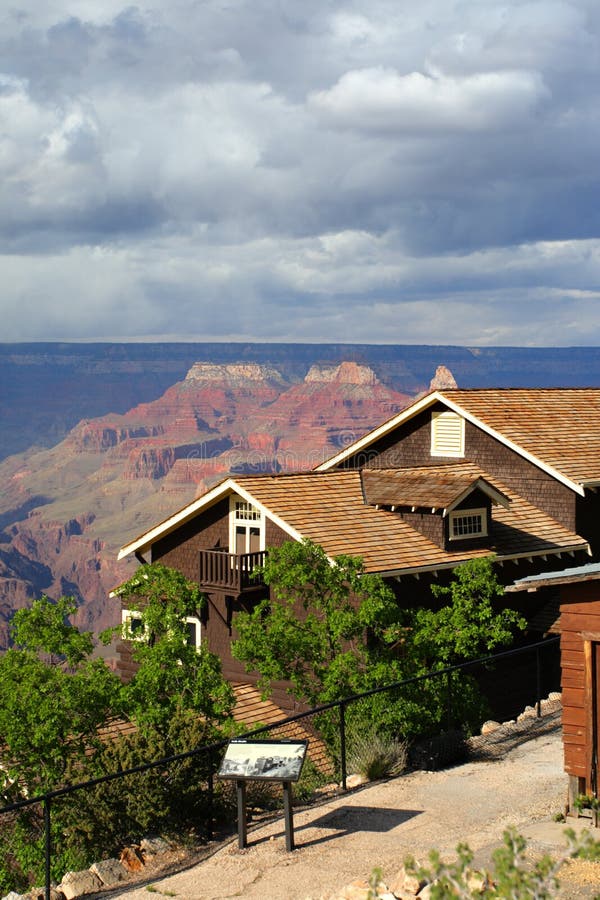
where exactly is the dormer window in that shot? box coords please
[449,508,487,540]
[431,411,465,458]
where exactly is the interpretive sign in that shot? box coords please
[218,738,308,782]
[218,739,308,851]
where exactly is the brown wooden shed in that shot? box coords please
[509,562,600,814]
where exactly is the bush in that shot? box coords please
[347,731,408,781]
[405,826,600,898]
[71,713,223,854]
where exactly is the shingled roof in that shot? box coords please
[317,388,600,491]
[119,466,589,576]
[361,464,510,512]
[441,389,600,488]
[232,469,588,575]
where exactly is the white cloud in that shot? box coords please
[0,0,599,345]
[309,66,549,133]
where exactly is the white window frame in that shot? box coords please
[449,507,488,540]
[122,609,202,651]
[121,609,147,641]
[431,410,465,458]
[229,496,265,552]
[185,615,202,650]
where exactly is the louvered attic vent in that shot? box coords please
[431,410,465,457]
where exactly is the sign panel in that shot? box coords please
[218,738,308,782]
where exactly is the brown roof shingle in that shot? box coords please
[361,464,508,510]
[233,468,588,574]
[441,388,600,486]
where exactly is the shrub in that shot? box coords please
[405,826,600,898]
[347,731,408,781]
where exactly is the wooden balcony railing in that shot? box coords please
[198,549,267,592]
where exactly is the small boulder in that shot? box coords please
[58,869,102,899]
[30,889,64,900]
[345,773,368,789]
[90,858,127,886]
[465,868,492,894]
[480,720,500,735]
[389,862,426,896]
[120,846,145,873]
[140,836,170,858]
[517,706,536,722]
[338,880,372,900]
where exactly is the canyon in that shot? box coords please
[0,356,436,648]
[2,341,600,653]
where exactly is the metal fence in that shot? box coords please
[0,636,560,900]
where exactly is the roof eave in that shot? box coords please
[444,478,511,515]
[385,542,590,579]
[118,476,309,561]
[437,395,585,497]
[117,477,240,560]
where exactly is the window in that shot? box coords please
[122,609,146,641]
[230,496,264,554]
[449,508,487,540]
[431,411,465,457]
[185,616,201,649]
[122,610,202,650]
[234,500,261,521]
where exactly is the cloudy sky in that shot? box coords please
[2,0,600,345]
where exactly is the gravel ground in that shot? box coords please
[92,707,600,899]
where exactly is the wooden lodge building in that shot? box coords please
[117,388,600,772]
[509,562,600,813]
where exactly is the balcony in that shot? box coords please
[199,549,267,593]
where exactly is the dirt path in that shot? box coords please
[98,712,600,899]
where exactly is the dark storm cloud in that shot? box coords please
[1,0,600,344]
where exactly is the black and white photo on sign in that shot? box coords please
[218,740,307,781]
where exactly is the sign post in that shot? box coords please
[236,780,248,849]
[218,739,308,852]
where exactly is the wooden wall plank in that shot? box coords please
[562,669,584,689]
[561,650,585,670]
[562,687,585,708]
[562,707,587,727]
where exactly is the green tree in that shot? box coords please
[109,563,235,731]
[231,543,526,743]
[411,556,526,666]
[232,539,403,706]
[11,594,94,667]
[0,596,122,798]
[0,572,237,890]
